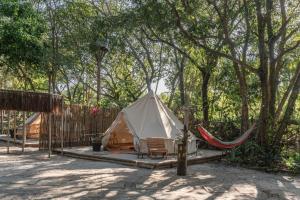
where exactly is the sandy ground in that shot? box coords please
[0,142,299,200]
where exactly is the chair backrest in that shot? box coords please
[146,137,166,149]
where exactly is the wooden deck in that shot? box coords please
[53,147,225,169]
[0,134,39,148]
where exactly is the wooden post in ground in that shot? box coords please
[13,111,16,144]
[48,113,52,158]
[22,112,26,152]
[7,110,10,153]
[61,99,64,155]
[177,105,189,176]
[1,110,3,135]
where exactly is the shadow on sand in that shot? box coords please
[0,145,299,200]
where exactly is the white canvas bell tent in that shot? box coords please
[16,113,41,139]
[102,91,197,154]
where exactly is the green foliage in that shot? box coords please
[226,141,300,173]
[227,141,271,166]
[0,0,299,170]
[281,149,300,173]
[0,0,47,67]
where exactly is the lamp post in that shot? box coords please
[94,38,109,104]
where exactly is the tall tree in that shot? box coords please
[0,0,47,90]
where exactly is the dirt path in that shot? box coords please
[0,143,299,200]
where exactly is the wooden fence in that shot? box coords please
[0,89,62,113]
[39,105,119,149]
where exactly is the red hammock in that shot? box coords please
[196,123,256,149]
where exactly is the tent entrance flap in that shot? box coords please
[106,114,134,151]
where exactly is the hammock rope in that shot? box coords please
[196,123,257,149]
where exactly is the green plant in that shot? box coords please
[282,151,300,172]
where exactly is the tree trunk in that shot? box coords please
[96,61,101,104]
[239,71,249,132]
[222,7,249,132]
[178,66,185,105]
[273,62,300,147]
[258,68,270,146]
[255,0,269,146]
[177,56,187,176]
[52,74,56,93]
[276,63,300,120]
[48,72,52,94]
[146,77,152,92]
[167,73,179,107]
[266,0,277,119]
[96,56,101,103]
[201,71,210,126]
[271,0,287,124]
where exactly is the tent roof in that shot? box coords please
[25,113,40,125]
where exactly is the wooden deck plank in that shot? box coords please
[53,147,225,169]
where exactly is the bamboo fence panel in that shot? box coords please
[39,105,119,150]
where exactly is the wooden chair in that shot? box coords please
[146,138,167,158]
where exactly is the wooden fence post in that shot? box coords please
[13,111,16,144]
[7,110,10,153]
[1,110,3,135]
[22,112,26,152]
[61,102,64,155]
[48,113,52,158]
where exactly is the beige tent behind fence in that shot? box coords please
[102,91,197,154]
[17,113,41,139]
